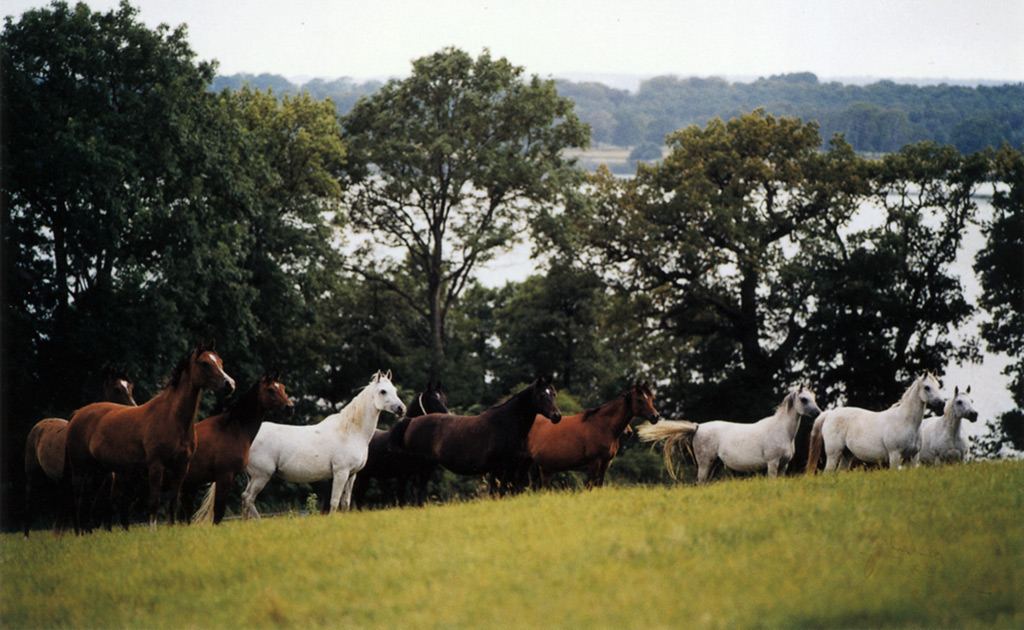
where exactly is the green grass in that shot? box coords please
[2,461,1022,629]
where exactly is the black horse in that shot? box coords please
[348,380,450,508]
[391,376,562,496]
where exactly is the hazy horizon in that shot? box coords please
[5,1,1022,88]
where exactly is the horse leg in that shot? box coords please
[767,459,780,478]
[838,450,854,471]
[107,473,130,531]
[696,455,716,485]
[147,462,165,530]
[213,473,233,524]
[165,469,187,526]
[241,472,269,521]
[595,459,612,488]
[70,467,95,534]
[888,450,903,470]
[341,473,357,511]
[23,468,44,538]
[335,469,356,512]
[824,442,843,472]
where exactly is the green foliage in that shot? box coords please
[566,111,872,417]
[341,47,590,379]
[974,144,1024,454]
[3,462,1021,628]
[1,2,357,526]
[799,142,987,407]
[558,73,1024,154]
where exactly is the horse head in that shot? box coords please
[371,371,406,416]
[531,376,562,424]
[420,380,449,415]
[917,372,945,414]
[788,383,821,419]
[950,385,979,423]
[193,342,236,395]
[102,366,137,406]
[631,381,661,424]
[260,371,295,417]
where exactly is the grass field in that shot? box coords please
[2,460,1021,629]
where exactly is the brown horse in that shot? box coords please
[392,376,562,496]
[187,373,295,524]
[65,342,235,531]
[527,381,661,488]
[23,368,137,536]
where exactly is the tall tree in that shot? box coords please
[488,264,629,405]
[1,3,354,528]
[1,0,237,413]
[798,142,987,408]
[973,144,1024,454]
[220,86,351,406]
[341,47,590,379]
[567,111,868,417]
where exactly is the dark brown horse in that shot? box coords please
[65,342,235,531]
[23,367,137,536]
[392,376,562,496]
[188,373,294,524]
[527,381,661,488]
[349,380,449,508]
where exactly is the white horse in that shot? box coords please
[241,371,405,518]
[638,385,822,484]
[916,386,978,465]
[807,372,944,472]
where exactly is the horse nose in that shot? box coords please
[223,377,236,395]
[393,402,406,416]
[967,410,979,422]
[651,413,662,424]
[285,404,295,417]
[549,412,562,424]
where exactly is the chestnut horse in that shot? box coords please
[23,367,137,536]
[65,342,235,531]
[189,373,295,524]
[392,376,562,496]
[527,381,661,488]
[348,380,450,508]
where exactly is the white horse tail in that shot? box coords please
[191,483,216,525]
[805,412,827,474]
[637,420,698,480]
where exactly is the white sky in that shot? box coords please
[3,0,1023,85]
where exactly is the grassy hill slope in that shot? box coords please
[2,460,1021,629]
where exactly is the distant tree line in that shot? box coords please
[214,71,1024,160]
[3,2,1022,526]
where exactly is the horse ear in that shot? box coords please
[966,385,971,394]
[954,385,959,396]
[385,369,392,381]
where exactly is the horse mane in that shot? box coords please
[888,373,929,409]
[580,390,627,422]
[489,378,546,414]
[582,381,649,423]
[333,372,388,425]
[222,377,264,417]
[775,391,797,415]
[165,341,217,389]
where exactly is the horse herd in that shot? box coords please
[22,343,979,537]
